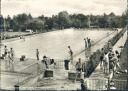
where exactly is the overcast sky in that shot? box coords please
[2,0,127,17]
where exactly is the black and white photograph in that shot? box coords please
[0,0,128,90]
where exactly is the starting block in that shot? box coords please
[68,71,84,81]
[44,69,53,77]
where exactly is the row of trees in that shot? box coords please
[0,11,128,32]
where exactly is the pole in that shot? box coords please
[127,0,128,38]
[0,0,2,31]
[0,0,1,90]
[0,0,1,16]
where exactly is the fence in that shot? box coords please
[16,62,44,86]
[86,78,128,91]
[15,59,79,86]
[15,78,128,91]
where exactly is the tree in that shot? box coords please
[44,17,54,30]
[98,13,109,28]
[0,15,4,32]
[3,11,125,32]
[121,10,128,27]
[27,18,45,32]
[57,11,70,29]
[70,14,88,28]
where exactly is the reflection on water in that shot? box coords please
[2,28,112,60]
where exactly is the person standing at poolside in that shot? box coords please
[36,49,39,60]
[42,55,48,69]
[103,52,109,74]
[4,45,8,59]
[8,51,15,71]
[10,48,15,62]
[88,38,91,48]
[7,51,12,68]
[75,58,82,73]
[68,46,73,64]
[100,48,104,70]
[84,38,88,49]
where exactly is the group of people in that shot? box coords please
[64,57,84,74]
[67,45,89,75]
[67,46,82,72]
[41,55,55,69]
[36,49,55,69]
[3,45,15,61]
[36,45,82,72]
[84,37,91,49]
[2,45,15,71]
[67,37,92,65]
[100,47,122,75]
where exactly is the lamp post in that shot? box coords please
[126,0,128,36]
[0,0,2,31]
[0,0,1,16]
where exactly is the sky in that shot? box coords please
[1,0,127,17]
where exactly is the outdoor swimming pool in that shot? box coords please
[1,28,114,60]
